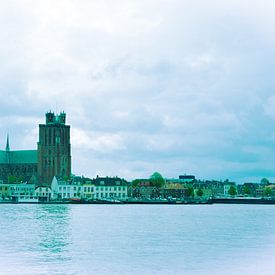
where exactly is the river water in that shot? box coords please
[0,204,275,275]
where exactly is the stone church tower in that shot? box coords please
[37,111,71,186]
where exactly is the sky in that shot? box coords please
[1,0,275,183]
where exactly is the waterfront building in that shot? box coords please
[93,176,128,200]
[210,180,236,197]
[165,175,196,189]
[38,112,71,186]
[8,182,36,202]
[35,186,52,202]
[0,181,10,199]
[82,178,95,199]
[129,179,159,199]
[160,183,186,199]
[51,176,83,200]
[255,185,264,197]
[193,182,213,199]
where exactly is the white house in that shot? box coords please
[51,176,83,200]
[9,182,37,202]
[35,186,52,202]
[93,176,128,200]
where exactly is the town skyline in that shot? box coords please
[0,110,274,185]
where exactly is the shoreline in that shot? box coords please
[1,198,275,205]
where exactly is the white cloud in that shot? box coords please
[0,0,275,182]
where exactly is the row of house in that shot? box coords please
[0,176,129,202]
[1,173,274,202]
[129,176,237,200]
[51,176,128,201]
[0,182,50,202]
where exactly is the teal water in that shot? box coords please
[0,204,274,275]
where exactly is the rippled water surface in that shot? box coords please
[0,204,275,274]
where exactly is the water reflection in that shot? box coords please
[35,205,71,254]
[0,204,75,274]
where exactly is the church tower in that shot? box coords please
[37,111,71,186]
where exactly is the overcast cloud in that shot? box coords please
[1,0,275,183]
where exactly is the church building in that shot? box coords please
[0,111,71,186]
[37,111,71,186]
[0,135,37,182]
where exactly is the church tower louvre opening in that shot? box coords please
[37,111,71,186]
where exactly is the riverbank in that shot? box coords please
[212,197,275,204]
[0,199,212,205]
[1,197,275,204]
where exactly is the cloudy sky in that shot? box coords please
[1,0,275,183]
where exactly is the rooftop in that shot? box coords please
[0,150,37,164]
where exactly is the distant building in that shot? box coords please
[160,183,186,199]
[179,175,195,182]
[51,176,82,200]
[0,135,37,183]
[38,112,71,186]
[35,186,52,202]
[7,182,36,202]
[0,111,72,186]
[82,178,95,199]
[210,180,236,197]
[128,179,159,199]
[93,176,128,200]
[166,175,196,185]
[51,176,128,201]
[0,181,9,199]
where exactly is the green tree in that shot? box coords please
[63,175,71,182]
[185,187,194,197]
[243,185,251,195]
[150,172,165,188]
[132,179,141,187]
[263,186,272,197]
[8,175,17,184]
[228,185,237,196]
[261,178,270,185]
[196,188,203,197]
